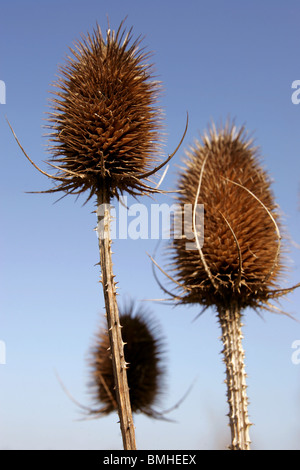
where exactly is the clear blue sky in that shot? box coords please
[1,0,300,450]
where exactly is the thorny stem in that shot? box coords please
[96,188,136,450]
[218,304,251,450]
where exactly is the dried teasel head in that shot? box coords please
[9,20,189,202]
[88,302,166,418]
[42,20,165,201]
[170,121,299,312]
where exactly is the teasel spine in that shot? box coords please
[218,305,251,450]
[97,187,136,449]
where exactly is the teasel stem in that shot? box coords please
[96,188,136,450]
[218,304,251,450]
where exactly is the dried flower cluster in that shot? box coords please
[89,303,166,418]
[44,21,163,201]
[171,122,287,312]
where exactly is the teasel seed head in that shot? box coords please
[170,121,298,312]
[89,302,166,418]
[44,20,164,201]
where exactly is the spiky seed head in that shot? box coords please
[45,21,163,201]
[89,302,166,417]
[171,121,285,311]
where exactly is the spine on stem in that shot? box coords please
[218,304,251,450]
[97,189,136,450]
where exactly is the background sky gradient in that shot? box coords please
[1,0,300,450]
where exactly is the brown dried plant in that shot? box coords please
[161,121,300,450]
[89,302,167,419]
[9,20,186,450]
[44,23,163,202]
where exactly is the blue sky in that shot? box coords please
[1,0,300,450]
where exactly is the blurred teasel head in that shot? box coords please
[89,302,166,418]
[171,121,297,312]
[44,20,164,201]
